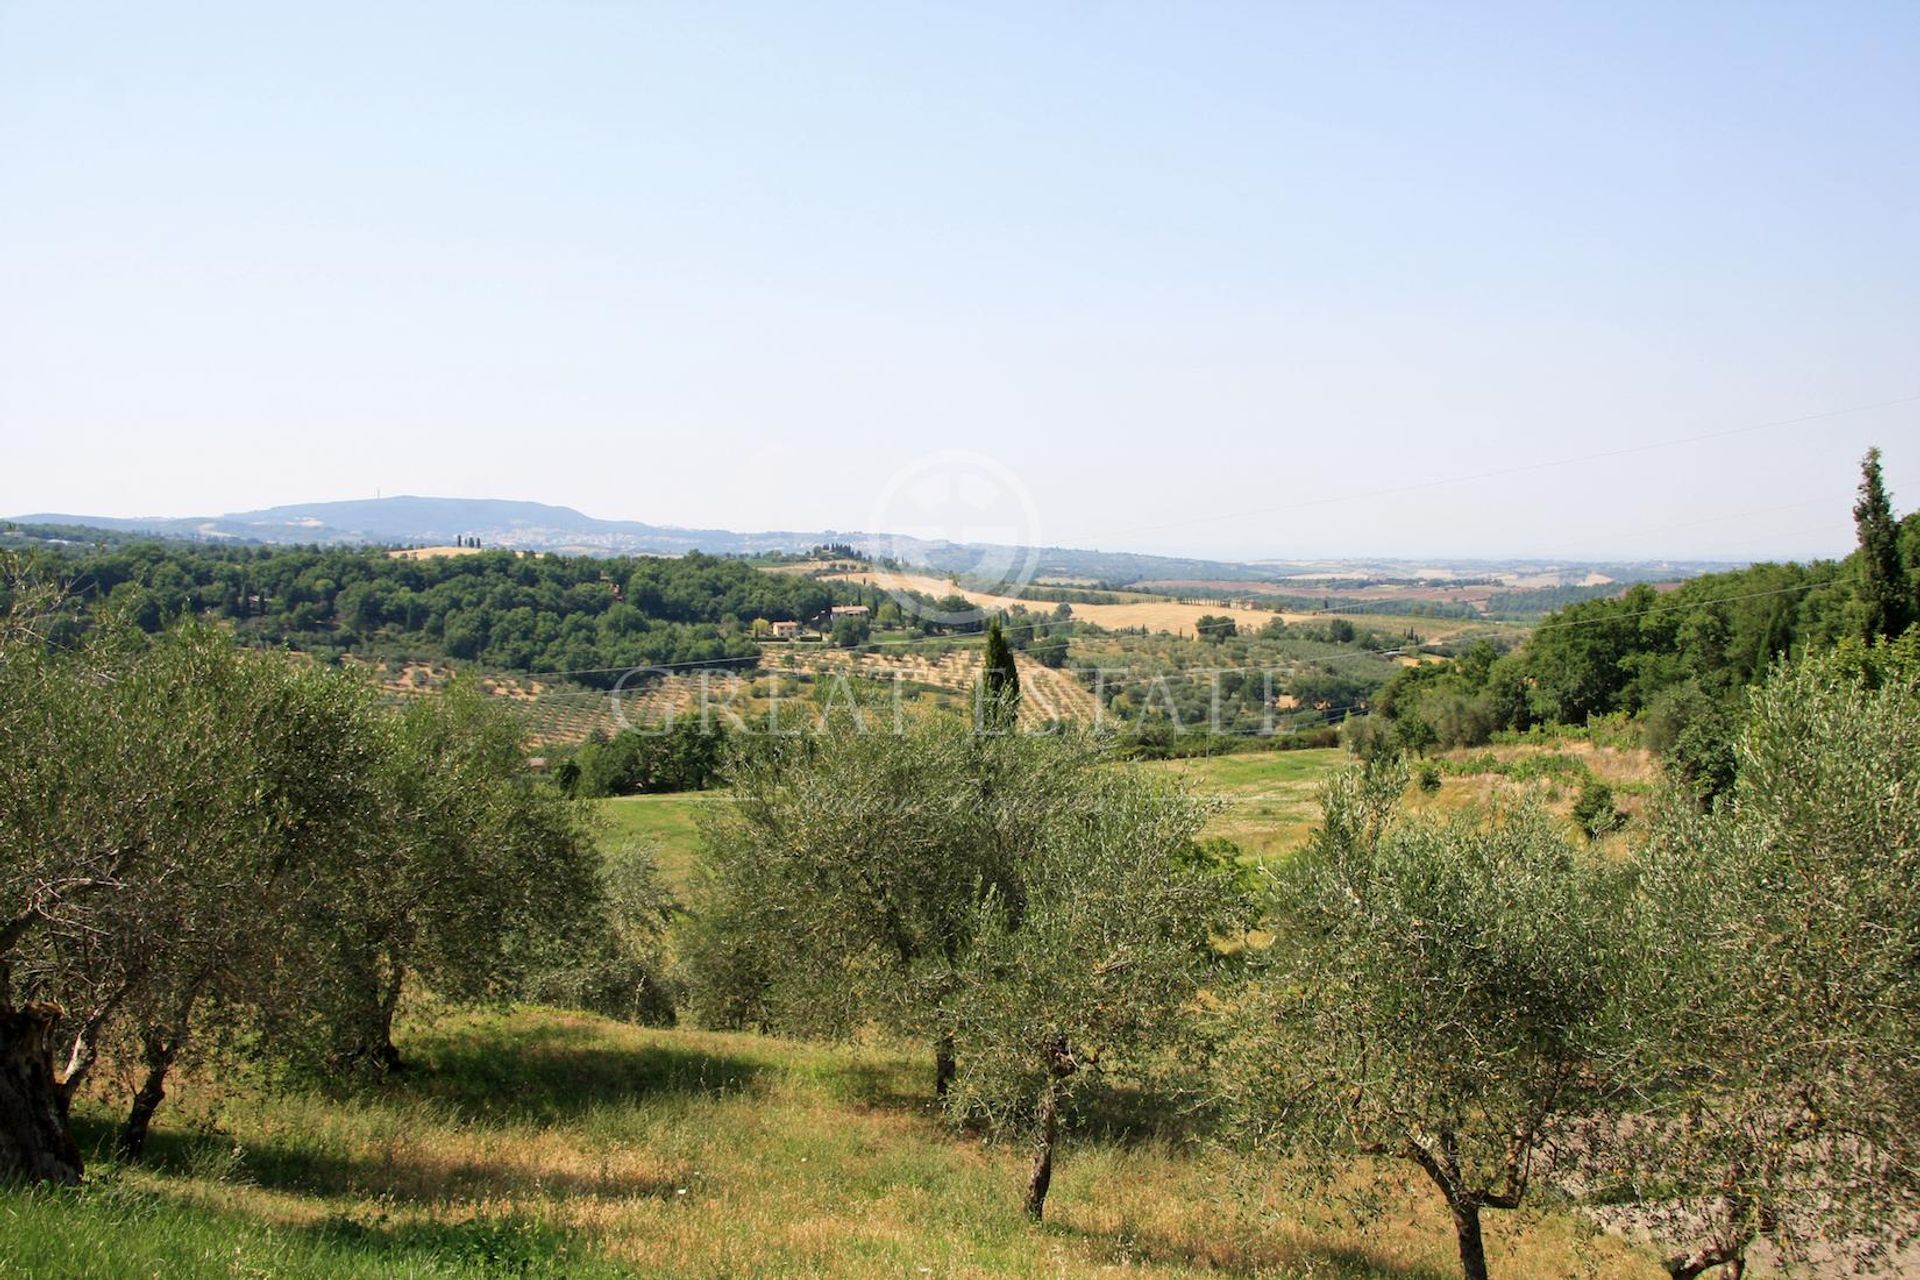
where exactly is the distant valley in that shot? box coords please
[8,494,1732,594]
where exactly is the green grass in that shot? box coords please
[8,1006,1663,1279]
[0,1179,619,1279]
[1138,748,1344,863]
[594,750,1348,892]
[596,791,719,893]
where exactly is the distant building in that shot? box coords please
[829,605,870,618]
[771,620,802,638]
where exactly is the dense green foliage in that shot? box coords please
[683,715,1102,1041]
[1615,635,1920,1274]
[13,541,838,685]
[0,589,658,1179]
[1238,763,1623,1280]
[564,721,730,798]
[1360,451,1920,780]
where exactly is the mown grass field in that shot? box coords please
[1137,748,1345,863]
[591,739,1648,898]
[8,1006,1668,1279]
[595,749,1348,896]
[597,791,717,893]
[819,569,1310,637]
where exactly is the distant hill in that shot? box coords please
[7,495,1736,588]
[11,496,830,557]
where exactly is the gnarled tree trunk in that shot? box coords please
[332,960,407,1074]
[1448,1194,1490,1280]
[1663,1239,1749,1279]
[1024,1074,1059,1221]
[1405,1132,1507,1280]
[372,962,406,1072]
[0,1001,83,1183]
[1024,1035,1075,1222]
[934,1034,956,1098]
[117,981,201,1161]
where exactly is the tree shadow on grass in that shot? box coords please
[298,1211,617,1278]
[1067,1079,1214,1149]
[72,1021,761,1202]
[1050,1218,1454,1280]
[825,1054,935,1112]
[396,1030,763,1124]
[252,1132,686,1204]
[76,1116,685,1205]
[10,1177,625,1280]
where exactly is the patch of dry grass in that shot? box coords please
[39,1006,1675,1279]
[822,570,1311,637]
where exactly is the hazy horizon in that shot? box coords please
[4,3,1916,562]
[0,485,1842,569]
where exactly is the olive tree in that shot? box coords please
[0,589,104,1181]
[1242,761,1623,1280]
[1612,637,1920,1276]
[941,771,1250,1220]
[1,583,604,1178]
[318,678,602,1072]
[684,711,1102,1095]
[522,837,680,1026]
[81,630,391,1158]
[0,617,388,1174]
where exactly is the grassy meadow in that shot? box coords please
[598,791,718,894]
[597,749,1349,893]
[2,740,1682,1279]
[590,740,1639,892]
[1137,748,1345,862]
[8,1005,1669,1280]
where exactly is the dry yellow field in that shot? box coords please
[823,570,1309,636]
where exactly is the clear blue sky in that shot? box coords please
[2,2,1915,561]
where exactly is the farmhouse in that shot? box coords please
[770,620,802,638]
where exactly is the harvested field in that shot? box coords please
[822,570,1309,636]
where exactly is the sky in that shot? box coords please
[2,2,1916,562]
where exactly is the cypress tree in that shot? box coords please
[1853,447,1911,642]
[982,618,1021,729]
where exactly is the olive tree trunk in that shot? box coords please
[1407,1133,1507,1280]
[0,1001,83,1183]
[1448,1195,1490,1280]
[372,963,406,1072]
[116,978,207,1161]
[934,1034,956,1098]
[334,961,407,1073]
[1664,1240,1749,1279]
[1024,1073,1059,1221]
[1024,1036,1076,1222]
